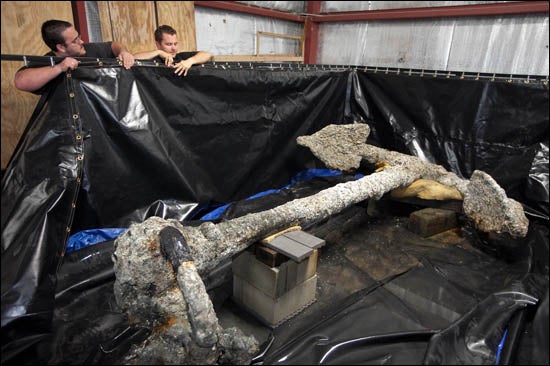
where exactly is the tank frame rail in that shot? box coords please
[2,53,548,84]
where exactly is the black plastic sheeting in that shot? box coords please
[351,71,549,219]
[1,62,548,364]
[257,219,548,365]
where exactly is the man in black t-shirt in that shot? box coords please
[15,19,135,94]
[134,25,212,76]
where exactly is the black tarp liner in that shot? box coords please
[1,62,548,364]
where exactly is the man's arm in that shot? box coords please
[14,58,78,92]
[111,41,135,69]
[173,51,213,76]
[133,49,174,65]
[186,51,213,65]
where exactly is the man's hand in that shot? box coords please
[58,57,80,72]
[173,59,193,76]
[158,51,174,66]
[15,57,80,92]
[118,50,134,69]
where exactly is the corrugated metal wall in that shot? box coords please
[318,1,549,74]
[321,1,508,12]
[195,7,303,56]
[195,1,549,75]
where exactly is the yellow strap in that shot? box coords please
[260,225,302,244]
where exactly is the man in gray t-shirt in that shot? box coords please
[15,19,135,94]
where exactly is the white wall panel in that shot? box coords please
[195,7,302,56]
[318,14,549,75]
[322,1,511,12]
[236,1,305,13]
[447,15,549,75]
[319,19,455,69]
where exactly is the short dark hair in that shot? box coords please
[154,25,177,42]
[42,20,73,51]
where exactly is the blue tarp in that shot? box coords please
[66,228,126,253]
[66,168,357,251]
[200,168,349,220]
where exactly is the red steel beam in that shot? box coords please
[312,1,549,22]
[303,2,321,64]
[193,1,304,22]
[71,1,89,43]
